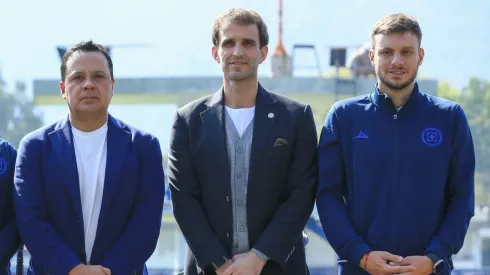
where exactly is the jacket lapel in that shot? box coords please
[200,89,231,190]
[48,116,83,224]
[97,115,131,229]
[248,84,278,185]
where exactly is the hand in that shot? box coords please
[359,251,417,275]
[222,251,265,275]
[215,259,233,275]
[393,256,433,275]
[69,264,111,275]
[92,266,111,275]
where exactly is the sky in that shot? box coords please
[0,0,488,97]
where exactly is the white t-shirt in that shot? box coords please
[225,106,255,136]
[72,122,108,263]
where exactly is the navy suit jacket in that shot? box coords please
[14,115,165,275]
[168,84,318,275]
[0,139,21,275]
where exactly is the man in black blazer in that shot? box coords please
[168,8,318,275]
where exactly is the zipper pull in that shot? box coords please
[393,114,398,120]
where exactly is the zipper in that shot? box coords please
[393,111,398,252]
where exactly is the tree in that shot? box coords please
[458,78,490,176]
[0,77,44,148]
[438,78,490,204]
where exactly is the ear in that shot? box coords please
[212,45,220,64]
[418,47,425,66]
[259,46,269,64]
[59,81,67,100]
[369,49,375,66]
[111,79,115,96]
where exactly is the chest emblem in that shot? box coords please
[421,128,443,147]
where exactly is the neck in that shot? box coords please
[377,81,415,108]
[223,77,258,108]
[70,111,108,132]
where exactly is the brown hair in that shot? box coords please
[212,8,269,48]
[371,13,422,48]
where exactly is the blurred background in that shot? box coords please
[1,0,489,274]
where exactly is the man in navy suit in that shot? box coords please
[0,138,21,274]
[14,40,165,275]
[168,8,318,275]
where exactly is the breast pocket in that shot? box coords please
[269,134,293,157]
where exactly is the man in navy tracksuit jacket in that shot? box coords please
[316,14,475,275]
[0,138,21,275]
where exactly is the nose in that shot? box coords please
[82,78,95,90]
[391,52,404,66]
[232,44,244,57]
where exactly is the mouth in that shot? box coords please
[81,97,98,101]
[388,70,406,76]
[230,62,247,65]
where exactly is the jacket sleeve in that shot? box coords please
[251,105,318,270]
[316,105,372,265]
[0,142,21,266]
[100,136,166,274]
[167,111,229,270]
[424,105,476,259]
[14,137,83,274]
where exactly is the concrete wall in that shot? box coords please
[33,76,438,96]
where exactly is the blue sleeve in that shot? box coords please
[316,106,372,265]
[14,137,82,274]
[0,143,21,266]
[425,105,475,259]
[100,136,165,273]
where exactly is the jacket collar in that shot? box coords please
[204,82,276,108]
[370,81,422,112]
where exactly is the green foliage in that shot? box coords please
[0,79,43,148]
[438,78,490,205]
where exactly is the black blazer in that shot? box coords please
[168,84,318,275]
[0,139,21,275]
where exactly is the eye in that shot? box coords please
[223,40,234,47]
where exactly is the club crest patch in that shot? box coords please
[421,128,443,147]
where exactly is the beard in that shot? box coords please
[226,69,256,81]
[377,66,418,91]
[223,56,260,81]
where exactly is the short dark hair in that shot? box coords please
[60,40,114,82]
[212,8,269,48]
[371,13,422,49]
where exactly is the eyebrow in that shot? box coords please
[378,46,416,51]
[69,70,107,76]
[221,38,257,45]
